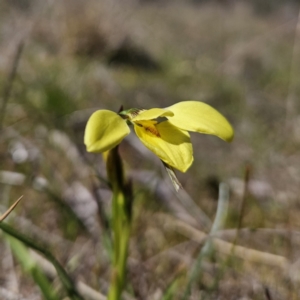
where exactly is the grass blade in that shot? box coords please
[6,235,60,300]
[0,222,84,300]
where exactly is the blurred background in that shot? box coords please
[1,0,300,299]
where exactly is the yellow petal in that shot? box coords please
[134,121,193,172]
[84,110,130,153]
[166,101,234,142]
[131,108,174,122]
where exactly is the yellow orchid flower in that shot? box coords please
[84,101,234,174]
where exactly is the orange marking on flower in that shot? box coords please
[145,125,160,137]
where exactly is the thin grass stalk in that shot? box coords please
[182,182,229,299]
[161,274,182,300]
[0,196,23,222]
[0,41,24,131]
[234,165,250,243]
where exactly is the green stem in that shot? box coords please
[108,191,131,300]
[106,147,132,300]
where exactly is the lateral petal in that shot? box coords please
[134,121,193,172]
[131,108,174,122]
[166,101,234,142]
[84,110,130,153]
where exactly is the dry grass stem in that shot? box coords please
[160,214,290,270]
[0,196,23,222]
